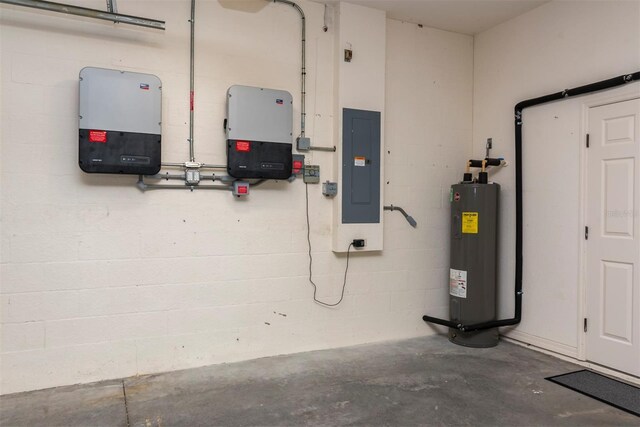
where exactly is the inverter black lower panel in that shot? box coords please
[227,139,292,179]
[79,129,161,175]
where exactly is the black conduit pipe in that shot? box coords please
[423,71,640,333]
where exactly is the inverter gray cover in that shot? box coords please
[226,85,292,144]
[79,67,162,175]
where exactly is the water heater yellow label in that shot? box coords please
[462,212,478,234]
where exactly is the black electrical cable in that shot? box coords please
[305,182,352,307]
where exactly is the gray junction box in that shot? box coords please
[78,67,162,175]
[226,85,293,179]
[449,182,500,348]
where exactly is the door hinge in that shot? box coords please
[584,318,588,333]
[586,133,590,148]
[585,226,589,240]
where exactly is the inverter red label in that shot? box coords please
[236,140,251,152]
[89,130,107,143]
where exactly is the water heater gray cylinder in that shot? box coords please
[448,182,500,348]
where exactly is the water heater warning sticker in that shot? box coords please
[462,212,478,234]
[450,268,467,298]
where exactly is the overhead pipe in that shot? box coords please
[0,0,165,30]
[423,71,640,332]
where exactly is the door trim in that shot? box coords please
[578,84,640,364]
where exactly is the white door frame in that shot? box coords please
[578,84,640,366]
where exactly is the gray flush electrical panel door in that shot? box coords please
[78,67,162,175]
[342,108,381,224]
[225,85,293,179]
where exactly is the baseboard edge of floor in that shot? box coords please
[501,335,640,386]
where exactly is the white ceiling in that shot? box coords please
[319,0,549,35]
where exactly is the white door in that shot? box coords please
[586,98,640,376]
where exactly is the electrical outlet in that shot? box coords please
[303,165,320,183]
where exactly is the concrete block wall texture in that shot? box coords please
[472,1,640,356]
[0,0,473,394]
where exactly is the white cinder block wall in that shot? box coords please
[0,0,473,394]
[473,1,640,356]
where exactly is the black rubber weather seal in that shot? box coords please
[423,71,640,333]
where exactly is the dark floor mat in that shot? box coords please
[546,369,640,416]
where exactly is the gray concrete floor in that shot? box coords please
[1,335,638,426]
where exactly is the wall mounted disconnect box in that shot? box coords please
[79,67,162,175]
[226,85,293,180]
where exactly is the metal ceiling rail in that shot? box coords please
[0,0,165,30]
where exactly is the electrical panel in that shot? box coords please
[226,85,293,179]
[79,67,162,175]
[342,108,381,223]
